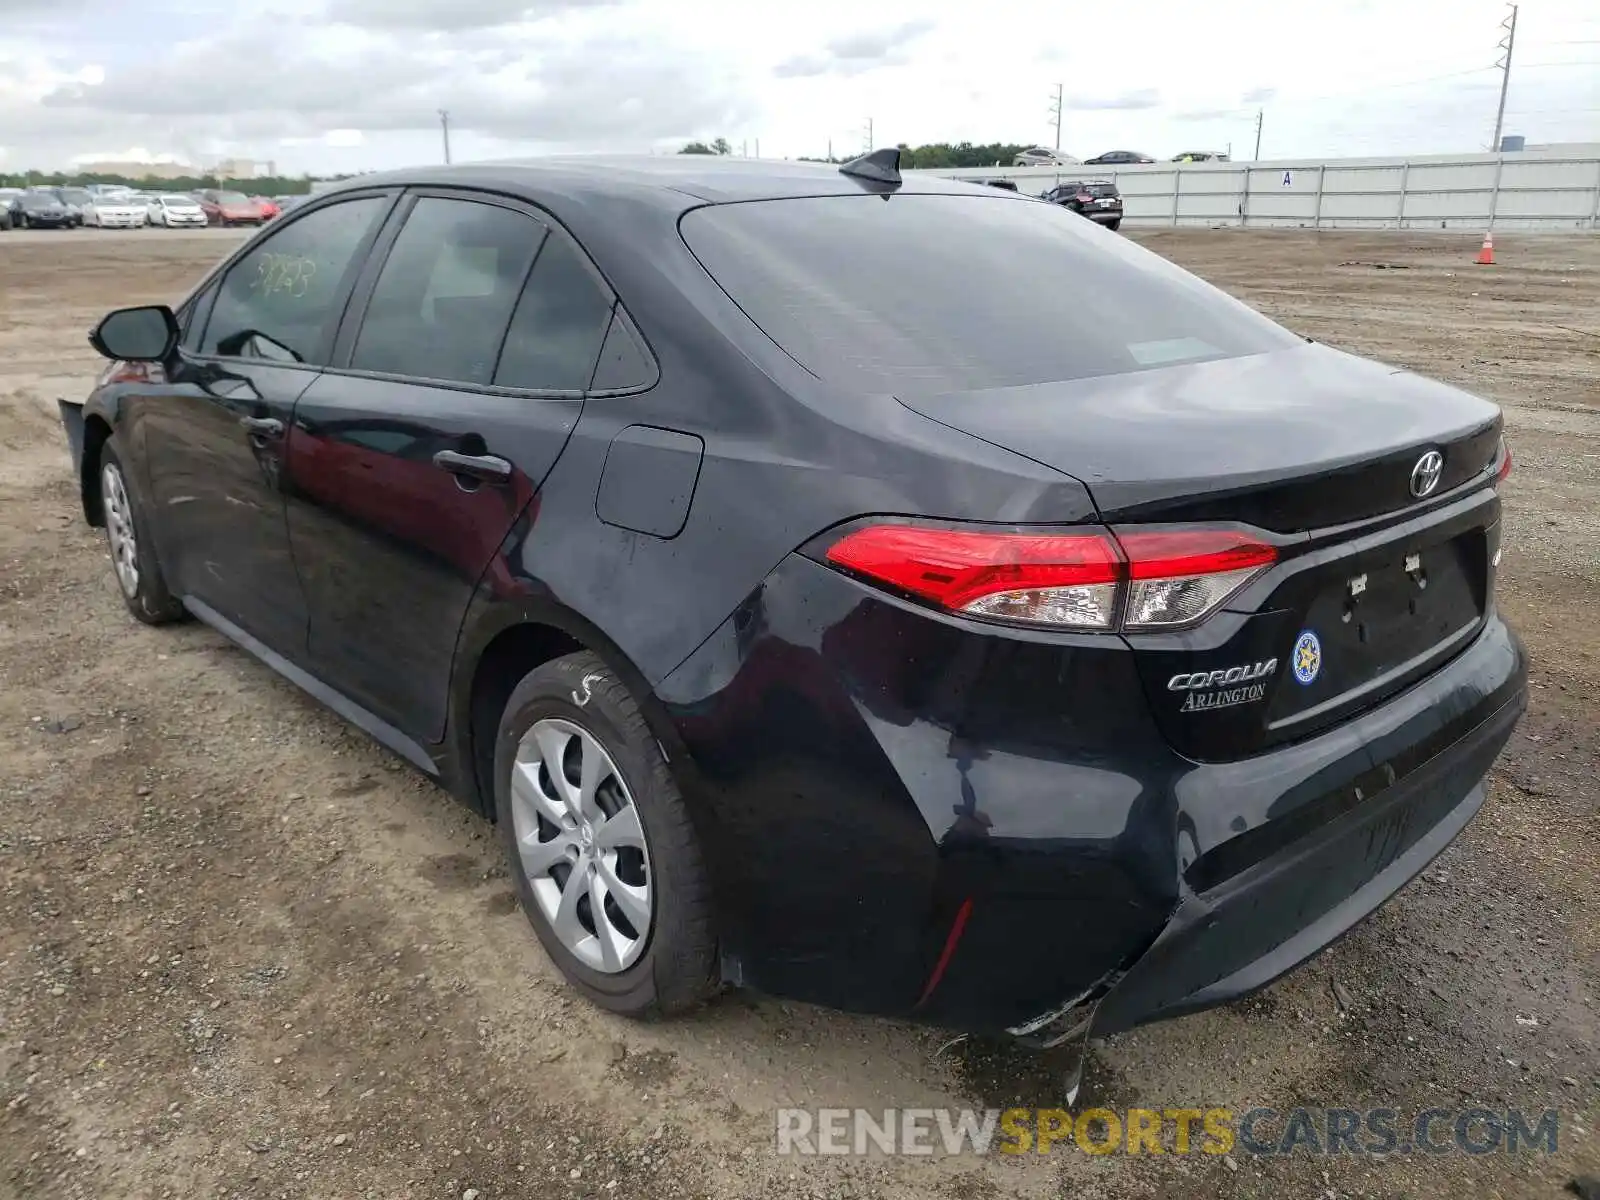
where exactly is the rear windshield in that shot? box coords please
[680,195,1296,393]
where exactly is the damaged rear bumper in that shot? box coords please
[1010,622,1527,1044]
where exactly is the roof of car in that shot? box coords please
[317,154,999,209]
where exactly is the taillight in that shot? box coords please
[98,360,164,385]
[822,523,1276,632]
[1118,530,1277,630]
[1495,438,1512,484]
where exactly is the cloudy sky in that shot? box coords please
[1,0,1596,173]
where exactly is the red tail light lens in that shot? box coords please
[823,524,1277,632]
[1495,439,1512,484]
[1118,529,1278,631]
[98,360,165,385]
[824,526,1123,629]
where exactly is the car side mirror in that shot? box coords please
[90,305,179,363]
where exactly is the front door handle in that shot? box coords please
[239,416,284,438]
[433,450,513,484]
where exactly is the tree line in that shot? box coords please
[685,141,1035,168]
[0,170,359,196]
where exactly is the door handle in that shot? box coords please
[239,416,284,438]
[433,450,513,484]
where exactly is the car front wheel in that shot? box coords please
[494,651,717,1018]
[99,441,186,625]
[1106,218,1122,231]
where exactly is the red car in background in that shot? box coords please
[198,189,265,227]
[253,196,281,220]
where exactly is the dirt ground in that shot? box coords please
[1,226,1596,1200]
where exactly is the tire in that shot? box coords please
[98,440,186,626]
[1106,219,1122,232]
[494,651,717,1018]
[16,215,26,229]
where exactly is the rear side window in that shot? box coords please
[492,233,615,391]
[680,195,1297,393]
[201,196,386,364]
[351,197,545,387]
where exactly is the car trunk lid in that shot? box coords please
[894,343,1505,759]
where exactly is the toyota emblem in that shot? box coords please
[1409,450,1444,498]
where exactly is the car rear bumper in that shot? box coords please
[1086,208,1123,223]
[656,551,1527,1034]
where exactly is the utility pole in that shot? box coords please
[1491,3,1518,151]
[1253,109,1264,160]
[827,137,833,163]
[438,109,452,165]
[864,117,874,152]
[1049,84,1064,151]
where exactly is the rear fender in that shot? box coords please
[61,391,126,527]
[443,581,704,818]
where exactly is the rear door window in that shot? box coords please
[680,194,1297,394]
[492,232,616,392]
[350,196,546,387]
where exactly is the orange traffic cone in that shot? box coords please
[1475,231,1495,265]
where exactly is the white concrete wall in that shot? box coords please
[914,150,1600,231]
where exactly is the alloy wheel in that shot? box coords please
[101,461,140,598]
[510,717,653,973]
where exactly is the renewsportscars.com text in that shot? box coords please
[775,1106,1561,1157]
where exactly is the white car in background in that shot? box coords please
[83,195,148,228]
[146,194,207,228]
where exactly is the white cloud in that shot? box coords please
[68,146,188,165]
[0,0,1596,172]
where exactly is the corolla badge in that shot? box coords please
[1409,450,1444,498]
[1292,630,1322,685]
[1168,658,1278,713]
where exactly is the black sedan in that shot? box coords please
[1084,150,1157,165]
[59,152,1525,1071]
[10,191,76,228]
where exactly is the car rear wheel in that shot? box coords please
[1106,219,1122,232]
[494,651,717,1018]
[99,441,186,625]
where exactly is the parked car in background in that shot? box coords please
[1172,151,1230,162]
[1013,146,1080,167]
[147,194,209,228]
[980,178,1020,191]
[0,187,21,228]
[51,186,94,225]
[60,152,1525,1060]
[9,190,75,229]
[1041,178,1123,229]
[83,194,149,228]
[1083,150,1156,165]
[198,189,266,226]
[254,196,282,220]
[275,194,310,215]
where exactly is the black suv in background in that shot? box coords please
[1042,179,1123,230]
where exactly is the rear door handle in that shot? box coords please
[239,416,284,438]
[433,450,513,484]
